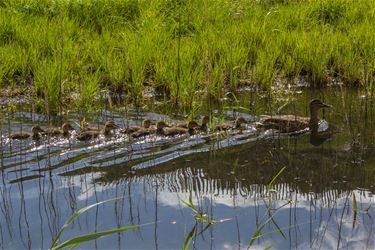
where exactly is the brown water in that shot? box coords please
[0,88,374,249]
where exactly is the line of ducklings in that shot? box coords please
[8,116,248,141]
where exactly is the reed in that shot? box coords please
[0,0,374,110]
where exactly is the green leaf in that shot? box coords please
[194,215,216,225]
[250,221,311,243]
[51,197,124,247]
[268,166,286,190]
[182,226,196,250]
[52,225,143,250]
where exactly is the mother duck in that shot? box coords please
[257,99,332,133]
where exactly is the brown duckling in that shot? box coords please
[131,120,169,138]
[77,122,118,141]
[9,125,45,140]
[257,99,332,133]
[163,121,200,136]
[44,123,75,137]
[138,120,170,135]
[177,116,210,131]
[130,128,152,138]
[199,116,210,131]
[215,117,247,131]
[82,121,117,132]
[154,121,170,134]
[129,120,159,138]
[121,119,153,134]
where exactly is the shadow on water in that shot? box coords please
[0,89,375,249]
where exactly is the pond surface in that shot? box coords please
[0,89,374,249]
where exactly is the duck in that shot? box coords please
[9,125,45,140]
[130,127,152,138]
[257,99,332,133]
[199,116,210,131]
[121,119,153,134]
[76,122,118,140]
[177,116,210,132]
[81,121,117,132]
[43,123,75,137]
[155,121,170,134]
[215,117,247,131]
[130,120,170,138]
[163,121,200,136]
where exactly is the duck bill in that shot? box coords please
[321,103,332,108]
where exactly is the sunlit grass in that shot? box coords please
[0,0,374,111]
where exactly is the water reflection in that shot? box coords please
[0,91,375,249]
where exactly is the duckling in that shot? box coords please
[154,120,170,135]
[176,116,209,131]
[199,116,210,131]
[215,117,246,131]
[121,119,153,134]
[163,121,200,136]
[82,121,117,132]
[9,125,45,140]
[257,99,332,133]
[130,128,152,138]
[44,123,75,137]
[77,122,118,141]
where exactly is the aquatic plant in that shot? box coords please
[50,197,148,250]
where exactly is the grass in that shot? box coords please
[50,197,149,250]
[0,0,374,112]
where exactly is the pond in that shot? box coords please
[0,88,374,249]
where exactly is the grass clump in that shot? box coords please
[0,0,374,111]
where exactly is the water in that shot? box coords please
[0,89,374,249]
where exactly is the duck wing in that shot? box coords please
[131,128,151,138]
[121,125,142,134]
[259,115,310,133]
[9,132,32,139]
[77,131,100,140]
[176,122,188,129]
[44,127,63,136]
[163,127,188,136]
[215,123,233,131]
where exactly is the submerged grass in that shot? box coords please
[0,0,374,111]
[50,197,148,250]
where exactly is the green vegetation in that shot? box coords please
[51,197,147,249]
[0,0,374,111]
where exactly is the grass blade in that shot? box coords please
[52,224,144,250]
[182,225,196,250]
[353,192,358,228]
[268,166,286,190]
[250,221,311,242]
[51,197,124,247]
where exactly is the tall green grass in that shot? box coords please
[0,0,374,111]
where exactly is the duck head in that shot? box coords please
[201,116,209,125]
[31,125,45,133]
[156,121,169,130]
[309,99,332,127]
[103,121,118,132]
[143,119,152,128]
[104,121,117,127]
[234,117,247,128]
[62,123,75,132]
[187,120,200,129]
[310,99,332,112]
